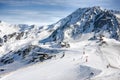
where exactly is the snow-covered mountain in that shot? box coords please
[41,6,120,43]
[0,6,120,80]
[0,21,51,48]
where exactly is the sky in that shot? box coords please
[0,0,120,25]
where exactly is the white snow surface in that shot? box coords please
[0,21,19,36]
[0,38,120,80]
[0,7,120,80]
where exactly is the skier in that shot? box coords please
[60,52,65,58]
[85,56,88,62]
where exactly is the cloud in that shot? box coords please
[0,0,105,7]
[0,0,119,10]
[0,0,67,6]
[0,0,119,25]
[2,9,70,19]
[0,0,114,7]
[0,9,70,25]
[0,0,119,9]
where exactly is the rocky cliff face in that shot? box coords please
[0,44,59,66]
[41,6,120,43]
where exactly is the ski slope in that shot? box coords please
[1,38,120,80]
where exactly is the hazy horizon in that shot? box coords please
[0,0,120,25]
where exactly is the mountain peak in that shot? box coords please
[77,6,102,11]
[41,7,120,43]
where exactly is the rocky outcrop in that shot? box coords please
[0,45,59,65]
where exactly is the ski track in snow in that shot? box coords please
[0,38,120,80]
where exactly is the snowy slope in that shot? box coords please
[0,6,120,80]
[0,21,52,55]
[1,38,120,80]
[0,21,19,36]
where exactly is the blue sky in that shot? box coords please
[0,0,120,25]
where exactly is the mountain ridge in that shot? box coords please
[41,6,120,43]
